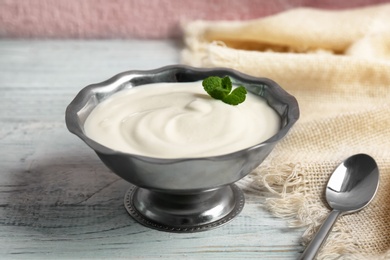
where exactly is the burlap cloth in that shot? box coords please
[181,3,390,259]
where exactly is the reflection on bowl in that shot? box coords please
[65,65,299,232]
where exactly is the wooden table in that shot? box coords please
[0,40,303,259]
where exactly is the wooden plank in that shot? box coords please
[0,40,303,259]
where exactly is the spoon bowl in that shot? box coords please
[300,153,379,260]
[326,154,379,212]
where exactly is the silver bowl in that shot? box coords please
[65,65,299,232]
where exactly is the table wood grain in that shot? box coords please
[0,39,303,259]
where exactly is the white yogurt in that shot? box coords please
[84,82,280,158]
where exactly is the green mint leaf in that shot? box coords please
[220,76,232,93]
[202,76,247,105]
[202,76,221,93]
[202,76,229,100]
[222,86,247,105]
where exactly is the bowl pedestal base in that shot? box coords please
[124,184,245,233]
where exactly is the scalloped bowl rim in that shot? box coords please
[65,65,300,163]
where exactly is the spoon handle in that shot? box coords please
[299,210,341,260]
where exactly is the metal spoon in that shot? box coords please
[299,153,379,260]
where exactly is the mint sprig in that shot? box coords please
[202,76,247,105]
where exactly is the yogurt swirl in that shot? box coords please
[84,82,280,158]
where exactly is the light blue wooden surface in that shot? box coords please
[0,39,303,259]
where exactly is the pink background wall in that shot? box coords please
[1,0,389,39]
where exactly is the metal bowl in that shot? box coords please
[65,65,299,232]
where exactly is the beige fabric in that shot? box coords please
[182,3,390,259]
